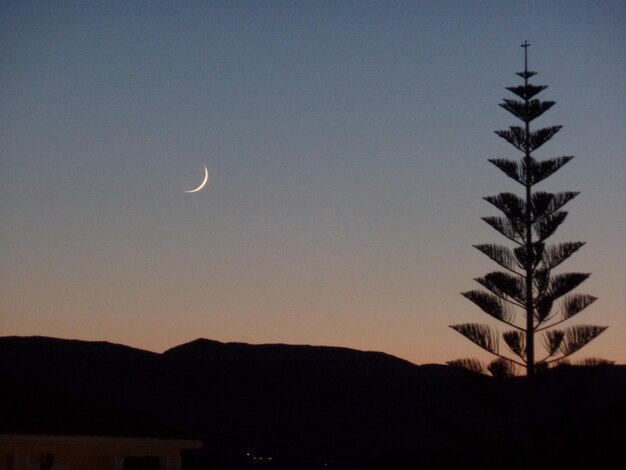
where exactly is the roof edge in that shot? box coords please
[0,434,202,449]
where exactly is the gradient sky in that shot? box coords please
[2,1,625,365]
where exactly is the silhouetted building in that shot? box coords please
[0,435,201,470]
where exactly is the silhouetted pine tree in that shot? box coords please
[449,42,610,379]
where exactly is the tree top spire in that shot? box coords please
[516,41,537,80]
[522,40,530,73]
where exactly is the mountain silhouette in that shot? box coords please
[1,336,624,469]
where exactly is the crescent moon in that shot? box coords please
[184,165,209,193]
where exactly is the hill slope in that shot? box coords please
[1,336,624,469]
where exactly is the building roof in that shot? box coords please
[0,434,201,449]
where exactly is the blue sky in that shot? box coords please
[2,1,625,364]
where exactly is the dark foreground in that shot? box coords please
[1,336,624,469]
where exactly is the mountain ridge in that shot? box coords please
[1,335,624,469]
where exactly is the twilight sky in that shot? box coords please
[2,1,625,365]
